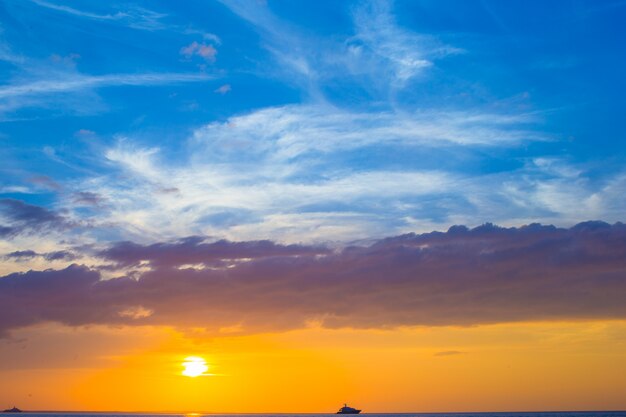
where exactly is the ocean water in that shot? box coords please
[1,413,625,417]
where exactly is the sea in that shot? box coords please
[1,413,625,417]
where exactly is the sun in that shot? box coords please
[182,356,209,377]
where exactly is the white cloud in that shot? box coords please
[89,137,454,242]
[190,104,544,167]
[350,0,462,84]
[220,0,461,96]
[0,72,213,100]
[0,69,215,118]
[0,186,33,194]
[27,0,169,31]
[0,40,24,65]
[56,100,558,244]
[214,84,232,94]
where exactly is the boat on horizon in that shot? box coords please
[2,407,22,413]
[337,404,361,414]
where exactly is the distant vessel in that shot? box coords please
[2,407,22,413]
[337,404,361,414]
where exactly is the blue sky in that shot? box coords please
[1,0,626,253]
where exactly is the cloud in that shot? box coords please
[75,129,95,137]
[50,53,81,67]
[27,0,169,31]
[434,350,466,357]
[350,0,462,85]
[0,1,220,118]
[118,306,153,320]
[0,69,214,117]
[0,40,25,65]
[53,106,626,245]
[28,175,62,191]
[221,0,460,96]
[5,250,38,260]
[0,186,33,194]
[99,237,330,268]
[3,222,626,337]
[180,41,218,62]
[0,199,75,238]
[85,138,458,241]
[214,84,231,94]
[73,191,104,207]
[0,72,213,100]
[192,104,543,156]
[59,99,626,245]
[158,187,180,195]
[3,249,77,262]
[0,265,102,337]
[43,250,78,261]
[65,102,548,243]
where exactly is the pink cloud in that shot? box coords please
[180,41,217,62]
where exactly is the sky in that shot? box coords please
[1,0,626,413]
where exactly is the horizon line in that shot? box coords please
[6,409,626,415]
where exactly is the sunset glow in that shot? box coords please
[2,0,626,414]
[182,356,209,378]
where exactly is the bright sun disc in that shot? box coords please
[182,356,209,377]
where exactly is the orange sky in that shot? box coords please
[2,320,626,413]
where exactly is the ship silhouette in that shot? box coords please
[337,403,361,414]
[3,407,22,413]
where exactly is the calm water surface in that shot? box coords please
[2,413,625,417]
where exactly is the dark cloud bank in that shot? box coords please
[2,221,626,337]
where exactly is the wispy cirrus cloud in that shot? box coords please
[82,139,454,242]
[51,100,547,243]
[349,0,462,85]
[22,0,223,40]
[0,71,215,117]
[0,40,25,66]
[221,0,459,96]
[191,104,544,158]
[26,0,169,31]
[219,0,322,93]
[0,72,213,100]
[68,130,626,244]
[1,0,221,116]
